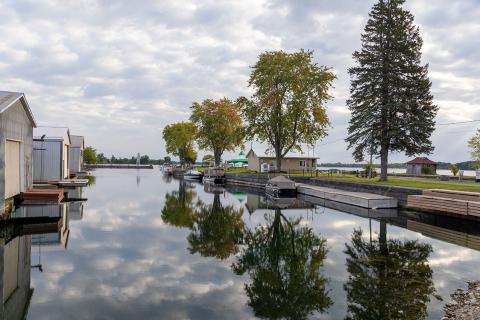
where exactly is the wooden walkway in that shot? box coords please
[407,189,480,217]
[296,184,398,209]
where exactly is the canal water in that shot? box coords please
[26,168,480,319]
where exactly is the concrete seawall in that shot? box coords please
[225,173,422,207]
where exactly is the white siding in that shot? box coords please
[5,140,20,199]
[3,237,19,303]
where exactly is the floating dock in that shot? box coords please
[296,184,398,209]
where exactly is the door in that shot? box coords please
[5,140,21,199]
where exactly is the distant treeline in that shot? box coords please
[96,153,171,165]
[320,161,478,170]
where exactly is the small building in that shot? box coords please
[33,127,71,183]
[246,149,318,173]
[406,157,437,175]
[69,135,85,175]
[228,151,248,168]
[0,91,37,213]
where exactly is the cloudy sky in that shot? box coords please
[1,0,479,163]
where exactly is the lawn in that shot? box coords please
[319,174,480,192]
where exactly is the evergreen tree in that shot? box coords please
[346,0,438,181]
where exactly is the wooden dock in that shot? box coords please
[296,184,398,209]
[407,189,480,218]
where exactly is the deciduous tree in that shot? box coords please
[190,98,244,167]
[83,146,97,164]
[346,0,438,181]
[162,122,197,166]
[238,50,335,172]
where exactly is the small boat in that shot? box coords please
[162,165,173,175]
[184,169,203,180]
[265,176,296,198]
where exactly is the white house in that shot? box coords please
[246,149,318,173]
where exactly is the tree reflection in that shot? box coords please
[188,194,245,260]
[344,221,435,320]
[161,180,197,228]
[233,209,332,319]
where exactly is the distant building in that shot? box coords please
[69,135,85,176]
[246,149,317,173]
[33,127,71,183]
[0,91,36,214]
[406,157,437,175]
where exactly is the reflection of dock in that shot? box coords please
[407,220,480,251]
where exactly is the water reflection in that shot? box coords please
[161,180,197,228]
[344,221,435,320]
[233,208,332,319]
[188,193,245,260]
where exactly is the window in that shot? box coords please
[299,160,307,167]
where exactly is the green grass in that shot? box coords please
[320,175,480,192]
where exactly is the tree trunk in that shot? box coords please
[214,149,222,167]
[275,147,282,173]
[380,143,388,181]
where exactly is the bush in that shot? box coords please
[449,163,459,176]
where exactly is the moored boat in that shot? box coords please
[162,165,173,175]
[184,169,203,180]
[265,176,297,198]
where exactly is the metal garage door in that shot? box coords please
[5,140,20,199]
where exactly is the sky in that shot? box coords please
[1,0,479,163]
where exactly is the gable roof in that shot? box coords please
[0,91,37,127]
[34,126,71,145]
[70,135,84,148]
[246,149,318,159]
[406,157,437,165]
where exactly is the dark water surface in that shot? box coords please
[26,168,480,319]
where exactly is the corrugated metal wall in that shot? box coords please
[0,100,33,207]
[69,147,81,173]
[33,140,62,182]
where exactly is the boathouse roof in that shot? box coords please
[406,157,437,165]
[0,91,37,127]
[70,135,85,148]
[34,126,71,145]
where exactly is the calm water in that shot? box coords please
[23,168,480,319]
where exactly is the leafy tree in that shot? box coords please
[202,154,214,163]
[238,50,335,172]
[162,122,197,166]
[233,209,332,319]
[96,153,108,164]
[449,163,459,176]
[468,129,480,169]
[190,98,244,167]
[344,225,435,320]
[164,156,172,164]
[187,194,245,260]
[185,145,197,165]
[140,155,150,164]
[161,180,197,228]
[346,0,438,181]
[83,146,97,164]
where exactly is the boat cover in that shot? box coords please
[267,176,296,189]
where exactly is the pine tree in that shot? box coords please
[346,0,438,181]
